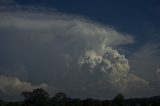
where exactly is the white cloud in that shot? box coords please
[0,8,148,99]
[79,47,148,94]
[0,11,134,47]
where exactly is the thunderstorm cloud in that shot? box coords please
[0,8,152,99]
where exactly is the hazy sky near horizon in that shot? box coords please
[0,0,160,100]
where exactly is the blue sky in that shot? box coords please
[0,0,160,100]
[11,1,160,30]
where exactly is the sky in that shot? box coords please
[0,0,160,101]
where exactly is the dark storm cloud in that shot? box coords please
[129,33,160,97]
[0,8,152,99]
[0,0,15,4]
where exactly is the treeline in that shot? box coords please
[0,88,160,106]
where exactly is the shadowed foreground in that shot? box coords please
[0,88,160,106]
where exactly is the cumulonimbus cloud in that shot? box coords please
[0,8,148,99]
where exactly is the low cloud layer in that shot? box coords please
[0,8,152,99]
[0,75,48,100]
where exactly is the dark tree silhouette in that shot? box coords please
[51,92,68,106]
[2,89,159,106]
[113,93,125,106]
[54,92,67,101]
[21,88,50,106]
[83,98,94,106]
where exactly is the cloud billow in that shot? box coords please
[0,9,148,99]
